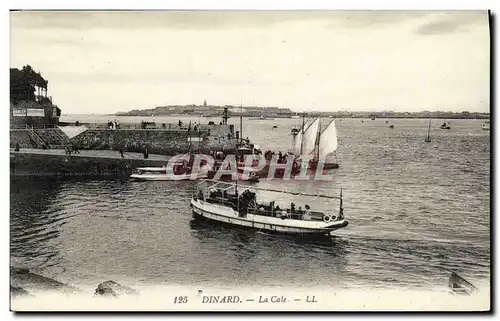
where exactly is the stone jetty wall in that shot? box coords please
[70,128,236,154]
[10,125,238,155]
[10,152,169,177]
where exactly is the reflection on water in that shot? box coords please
[10,119,490,291]
[10,177,66,271]
[188,217,349,288]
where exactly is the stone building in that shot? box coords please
[10,65,61,129]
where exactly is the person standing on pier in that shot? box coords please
[119,147,125,159]
[143,147,149,159]
[14,142,20,152]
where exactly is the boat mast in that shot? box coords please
[315,118,321,161]
[188,121,192,154]
[300,112,305,155]
[197,124,202,154]
[339,188,343,217]
[198,114,202,154]
[240,101,243,146]
[427,119,431,139]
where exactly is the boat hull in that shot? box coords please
[448,272,478,295]
[308,161,339,170]
[190,199,348,236]
[131,172,208,181]
[206,171,260,182]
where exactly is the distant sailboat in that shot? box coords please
[440,120,451,129]
[425,119,432,142]
[386,116,393,128]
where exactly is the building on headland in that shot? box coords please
[115,103,294,118]
[10,65,61,129]
[9,68,241,154]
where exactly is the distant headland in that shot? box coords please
[114,101,489,119]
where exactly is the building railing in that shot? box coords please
[25,125,47,149]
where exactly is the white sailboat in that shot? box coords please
[310,118,339,169]
[317,119,339,168]
[301,117,320,155]
[425,119,432,143]
[292,116,339,169]
[292,117,310,154]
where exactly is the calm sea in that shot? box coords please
[10,116,490,292]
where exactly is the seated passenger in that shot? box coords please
[303,205,311,220]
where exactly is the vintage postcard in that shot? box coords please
[9,10,491,312]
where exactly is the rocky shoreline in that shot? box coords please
[10,267,139,299]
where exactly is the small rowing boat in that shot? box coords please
[131,159,210,181]
[448,272,478,295]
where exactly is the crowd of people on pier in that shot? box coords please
[107,120,120,129]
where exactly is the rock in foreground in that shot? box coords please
[94,281,139,298]
[10,285,33,298]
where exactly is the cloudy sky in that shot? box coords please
[10,10,490,114]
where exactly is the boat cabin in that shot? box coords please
[172,159,192,175]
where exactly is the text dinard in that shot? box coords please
[201,295,290,304]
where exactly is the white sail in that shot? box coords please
[317,119,338,159]
[292,118,311,154]
[302,118,320,155]
[293,129,303,154]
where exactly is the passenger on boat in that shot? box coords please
[197,190,204,201]
[303,205,311,220]
[274,205,281,217]
[296,206,304,220]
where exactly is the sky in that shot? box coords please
[10,10,490,114]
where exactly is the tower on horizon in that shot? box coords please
[203,99,207,107]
